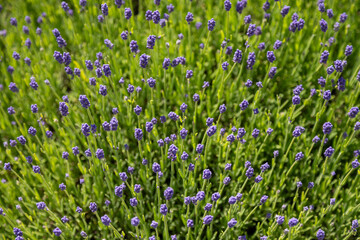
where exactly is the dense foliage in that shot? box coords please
[1,0,360,239]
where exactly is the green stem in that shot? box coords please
[241,205,258,227]
[220,226,229,239]
[195,224,206,240]
[164,210,169,240]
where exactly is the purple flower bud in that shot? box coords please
[240,99,249,110]
[269,67,277,79]
[228,218,237,228]
[96,148,104,159]
[267,51,276,63]
[139,54,150,68]
[236,0,247,13]
[320,19,328,32]
[280,5,290,17]
[79,95,90,109]
[124,8,132,20]
[203,215,213,224]
[273,40,282,50]
[246,52,256,70]
[345,45,353,56]
[160,204,168,215]
[185,12,193,24]
[288,218,299,227]
[339,12,347,23]
[324,146,334,157]
[322,122,333,134]
[233,49,242,63]
[246,167,254,178]
[101,215,111,226]
[247,24,256,37]
[208,18,216,31]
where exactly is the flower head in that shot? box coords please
[288,218,299,227]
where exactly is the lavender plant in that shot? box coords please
[0,0,360,239]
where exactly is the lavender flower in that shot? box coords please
[339,12,347,23]
[318,2,325,12]
[164,187,174,200]
[228,218,237,228]
[258,42,265,50]
[185,12,193,24]
[255,175,263,183]
[246,167,254,178]
[139,54,150,68]
[260,195,268,205]
[236,0,247,14]
[167,4,174,13]
[233,49,242,63]
[96,149,104,159]
[295,152,304,161]
[147,35,157,49]
[186,70,193,79]
[334,60,344,72]
[246,52,256,70]
[320,19,328,32]
[134,128,143,141]
[345,45,353,56]
[288,218,299,227]
[244,15,251,24]
[203,215,213,224]
[240,99,249,110]
[160,204,168,215]
[124,8,132,19]
[101,3,108,16]
[36,202,46,210]
[273,40,282,50]
[247,24,256,37]
[316,229,325,240]
[323,122,333,134]
[208,18,216,31]
[324,146,334,157]
[337,76,346,91]
[224,0,232,11]
[267,51,276,63]
[280,6,290,17]
[10,18,17,26]
[269,67,277,79]
[262,1,270,11]
[101,215,111,226]
[276,215,285,225]
[327,65,335,75]
[196,144,204,154]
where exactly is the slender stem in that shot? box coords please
[306,142,315,158]
[109,224,123,239]
[241,205,258,227]
[288,227,292,240]
[334,168,354,199]
[186,227,191,240]
[203,31,211,52]
[156,173,161,219]
[222,63,237,84]
[188,24,192,63]
[196,224,206,240]
[343,232,354,240]
[220,226,229,239]
[164,214,169,240]
[283,137,296,161]
[291,188,299,209]
[285,161,298,177]
[312,101,326,134]
[239,178,248,193]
